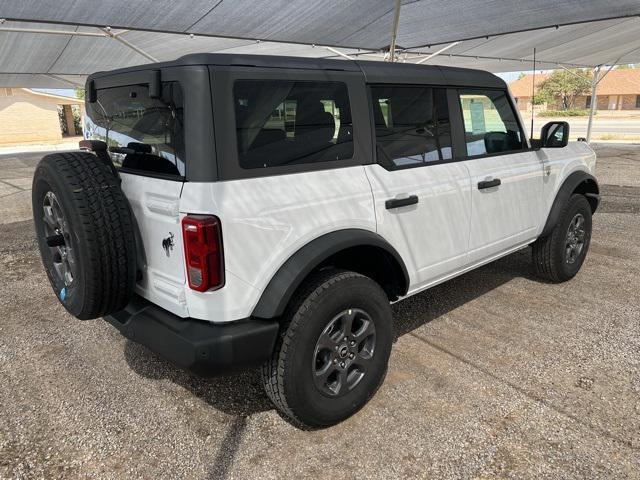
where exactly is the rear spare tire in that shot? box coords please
[32,151,137,320]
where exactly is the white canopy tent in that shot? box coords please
[1,0,640,139]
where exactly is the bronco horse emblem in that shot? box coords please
[162,232,174,257]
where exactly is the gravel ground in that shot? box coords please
[0,144,639,479]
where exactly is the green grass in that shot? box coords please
[538,109,593,117]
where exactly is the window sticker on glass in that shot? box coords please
[470,101,486,134]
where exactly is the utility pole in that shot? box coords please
[586,65,601,143]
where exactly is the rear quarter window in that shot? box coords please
[85,82,185,178]
[233,80,354,169]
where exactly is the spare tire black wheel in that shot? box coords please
[32,151,137,320]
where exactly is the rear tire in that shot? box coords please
[532,194,592,283]
[261,269,392,428]
[32,151,137,319]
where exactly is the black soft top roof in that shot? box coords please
[88,53,506,89]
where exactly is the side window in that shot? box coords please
[458,89,525,156]
[370,86,452,169]
[86,82,185,177]
[233,80,353,169]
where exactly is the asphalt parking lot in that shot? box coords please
[0,144,639,479]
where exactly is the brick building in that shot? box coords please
[0,88,84,145]
[509,69,640,112]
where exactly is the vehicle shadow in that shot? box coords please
[123,247,539,420]
[123,341,272,417]
[392,247,538,339]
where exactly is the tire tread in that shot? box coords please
[261,269,367,428]
[532,194,591,283]
[35,151,136,319]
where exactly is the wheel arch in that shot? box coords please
[541,170,600,238]
[251,229,410,319]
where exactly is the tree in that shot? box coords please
[531,89,552,105]
[537,69,592,110]
[74,86,85,100]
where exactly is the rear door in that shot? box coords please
[364,85,472,291]
[456,89,543,264]
[85,77,188,316]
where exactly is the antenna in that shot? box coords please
[530,47,536,142]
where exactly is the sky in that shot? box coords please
[497,72,524,83]
[33,88,78,98]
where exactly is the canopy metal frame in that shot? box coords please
[0,22,158,63]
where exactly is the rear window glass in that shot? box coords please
[233,80,353,169]
[85,82,185,177]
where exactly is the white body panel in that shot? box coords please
[179,166,377,322]
[537,141,597,231]
[124,142,596,325]
[364,162,472,289]
[464,150,543,264]
[119,173,188,317]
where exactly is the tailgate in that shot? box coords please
[120,173,188,317]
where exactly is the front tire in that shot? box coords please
[261,269,393,428]
[532,194,592,283]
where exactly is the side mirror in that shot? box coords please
[540,121,569,148]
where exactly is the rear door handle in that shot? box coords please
[385,195,419,210]
[478,178,501,190]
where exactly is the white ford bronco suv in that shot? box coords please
[32,54,599,428]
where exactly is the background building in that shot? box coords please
[0,88,84,145]
[510,69,640,113]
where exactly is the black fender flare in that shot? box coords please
[541,170,600,238]
[251,229,409,319]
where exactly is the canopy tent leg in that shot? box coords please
[586,66,600,143]
[388,0,402,62]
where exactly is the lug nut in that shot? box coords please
[350,340,355,346]
[349,353,354,359]
[340,362,345,368]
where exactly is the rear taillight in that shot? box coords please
[182,215,224,292]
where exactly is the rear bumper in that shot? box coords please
[105,295,279,375]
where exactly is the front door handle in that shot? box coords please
[478,178,501,190]
[385,195,419,210]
